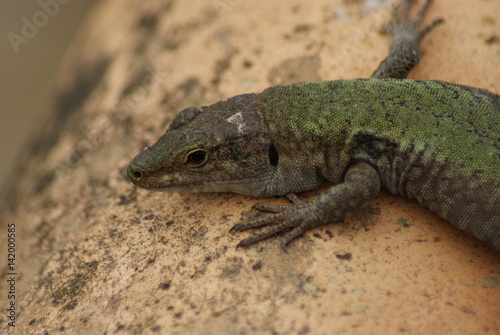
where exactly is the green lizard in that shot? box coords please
[127,0,499,252]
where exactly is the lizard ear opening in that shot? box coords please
[268,144,279,167]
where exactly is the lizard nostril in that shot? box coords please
[128,164,143,180]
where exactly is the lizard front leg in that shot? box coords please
[231,162,381,251]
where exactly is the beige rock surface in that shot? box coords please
[1,0,499,334]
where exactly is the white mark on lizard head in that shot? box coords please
[226,112,246,136]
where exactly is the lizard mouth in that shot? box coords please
[127,163,269,195]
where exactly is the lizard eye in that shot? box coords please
[186,149,208,167]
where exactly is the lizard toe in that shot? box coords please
[231,211,285,231]
[252,202,290,213]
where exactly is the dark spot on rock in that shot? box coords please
[108,229,123,239]
[163,27,185,50]
[63,300,78,311]
[220,265,240,277]
[252,261,262,270]
[242,59,253,68]
[294,24,313,34]
[460,306,475,315]
[212,50,239,86]
[51,261,99,308]
[34,170,55,194]
[159,281,171,290]
[143,214,155,220]
[485,34,499,44]
[335,252,352,261]
[395,218,409,228]
[219,257,243,278]
[118,192,136,206]
[121,67,153,97]
[138,13,158,32]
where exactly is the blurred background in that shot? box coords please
[0,1,98,196]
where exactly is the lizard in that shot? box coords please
[127,0,500,252]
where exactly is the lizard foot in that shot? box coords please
[389,0,444,41]
[371,0,444,79]
[231,162,380,251]
[231,199,326,252]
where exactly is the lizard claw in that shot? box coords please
[280,239,289,253]
[418,17,444,39]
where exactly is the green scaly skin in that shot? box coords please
[127,0,500,251]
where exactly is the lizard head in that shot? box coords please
[127,93,277,196]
